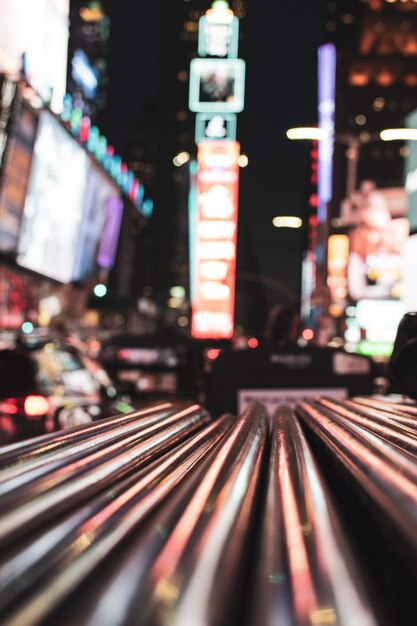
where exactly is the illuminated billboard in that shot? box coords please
[17,111,89,283]
[0,0,69,112]
[189,58,246,113]
[327,234,349,316]
[198,14,239,58]
[72,164,123,281]
[344,184,409,304]
[191,140,240,339]
[195,112,237,143]
[0,95,38,253]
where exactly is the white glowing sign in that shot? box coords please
[0,0,70,113]
[191,140,240,339]
[17,111,88,282]
[195,112,237,143]
[198,15,239,58]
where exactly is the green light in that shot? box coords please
[94,283,107,298]
[212,0,229,8]
[115,401,133,414]
[356,341,393,357]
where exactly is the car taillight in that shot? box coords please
[0,399,19,414]
[23,395,49,418]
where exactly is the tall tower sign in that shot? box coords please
[189,0,245,339]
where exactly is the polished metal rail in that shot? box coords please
[22,403,268,626]
[116,403,268,626]
[0,402,175,472]
[297,399,417,554]
[0,396,404,626]
[0,414,235,626]
[247,405,378,626]
[0,404,211,545]
[315,397,417,455]
[353,395,417,422]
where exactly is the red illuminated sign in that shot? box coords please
[191,140,240,339]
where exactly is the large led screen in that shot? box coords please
[72,164,123,281]
[17,110,89,283]
[345,185,409,303]
[0,0,69,113]
[0,95,38,253]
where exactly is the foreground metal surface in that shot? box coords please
[1,395,417,625]
[248,405,377,626]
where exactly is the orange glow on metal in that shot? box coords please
[280,444,317,620]
[191,140,240,339]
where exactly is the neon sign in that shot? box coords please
[191,140,239,339]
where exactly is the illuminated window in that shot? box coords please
[184,21,198,32]
[349,67,370,86]
[403,74,417,87]
[375,69,396,87]
[374,21,385,33]
[359,130,371,142]
[373,97,385,111]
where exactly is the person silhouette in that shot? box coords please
[263,304,299,346]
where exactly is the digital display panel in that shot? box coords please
[345,186,409,303]
[0,0,69,113]
[198,15,239,58]
[189,58,245,113]
[17,110,89,282]
[72,164,123,281]
[0,95,38,253]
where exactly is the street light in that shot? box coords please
[286,125,417,199]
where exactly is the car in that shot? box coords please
[0,331,133,444]
[99,333,202,401]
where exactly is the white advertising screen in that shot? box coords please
[0,0,69,112]
[17,111,89,283]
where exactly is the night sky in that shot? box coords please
[107,1,326,328]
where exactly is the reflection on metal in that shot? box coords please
[247,405,377,626]
[297,397,417,552]
[1,394,417,624]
